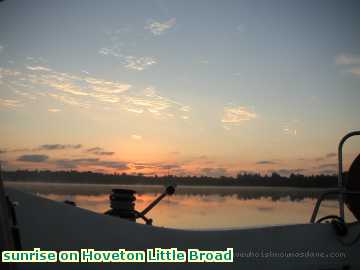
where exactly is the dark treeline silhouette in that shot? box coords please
[2,170,342,188]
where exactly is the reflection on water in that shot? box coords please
[5,182,356,229]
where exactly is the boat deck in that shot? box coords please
[4,188,360,269]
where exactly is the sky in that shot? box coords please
[0,0,359,177]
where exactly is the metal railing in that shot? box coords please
[310,131,360,223]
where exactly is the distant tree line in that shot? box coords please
[2,170,342,188]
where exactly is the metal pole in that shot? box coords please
[337,131,360,221]
[140,186,175,217]
[140,193,167,216]
[0,162,17,269]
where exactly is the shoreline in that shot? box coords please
[3,180,332,190]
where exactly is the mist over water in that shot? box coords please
[5,182,356,229]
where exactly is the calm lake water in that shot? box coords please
[5,182,356,229]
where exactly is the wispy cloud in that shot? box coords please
[1,66,189,119]
[13,90,37,100]
[123,86,190,118]
[335,53,360,77]
[222,105,257,128]
[99,30,157,71]
[124,56,157,71]
[317,163,337,169]
[48,108,61,113]
[0,45,3,53]
[281,120,300,136]
[8,146,121,171]
[0,98,23,108]
[131,162,180,171]
[5,144,83,154]
[326,152,337,158]
[283,127,297,136]
[25,65,131,96]
[315,152,337,162]
[0,66,130,107]
[349,67,360,77]
[86,147,114,156]
[17,154,49,163]
[131,134,142,140]
[26,56,47,64]
[99,49,157,71]
[48,93,90,109]
[36,144,82,151]
[335,53,360,65]
[98,46,122,57]
[55,158,128,170]
[256,160,277,165]
[145,18,176,36]
[26,65,52,72]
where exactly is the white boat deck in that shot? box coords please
[4,188,360,269]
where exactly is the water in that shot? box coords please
[5,182,356,229]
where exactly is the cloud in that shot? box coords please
[26,66,52,72]
[48,108,61,113]
[124,56,157,71]
[48,93,90,108]
[335,54,360,77]
[0,98,23,108]
[37,144,82,151]
[13,66,131,97]
[145,18,176,36]
[256,160,277,165]
[86,147,114,156]
[55,158,128,170]
[131,134,142,140]
[123,87,190,118]
[326,152,337,158]
[0,45,3,53]
[99,32,157,71]
[349,67,360,77]
[13,90,37,100]
[283,127,297,136]
[317,163,337,169]
[26,56,47,64]
[201,167,227,177]
[126,108,144,114]
[335,54,360,65]
[131,162,180,171]
[0,149,7,154]
[1,67,189,118]
[315,152,337,162]
[17,154,49,163]
[256,206,274,212]
[160,164,180,170]
[222,106,257,127]
[86,147,102,152]
[99,49,157,71]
